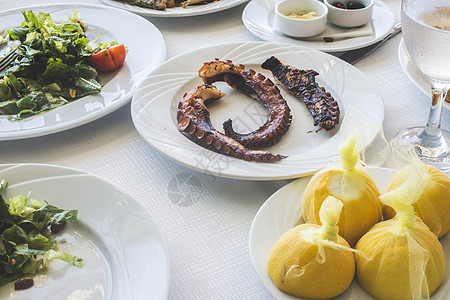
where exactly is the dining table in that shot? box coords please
[1,0,450,299]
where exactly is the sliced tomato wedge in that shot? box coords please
[89,44,126,72]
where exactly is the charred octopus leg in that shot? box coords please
[177,84,285,162]
[261,56,340,131]
[198,59,292,149]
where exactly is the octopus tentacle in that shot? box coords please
[177,84,285,162]
[261,56,340,131]
[198,59,292,149]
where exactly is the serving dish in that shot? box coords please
[249,167,450,299]
[274,0,328,38]
[131,41,384,180]
[324,0,374,28]
[0,163,170,300]
[0,3,166,141]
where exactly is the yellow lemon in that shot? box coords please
[355,218,445,300]
[302,167,382,246]
[383,163,450,238]
[267,223,355,299]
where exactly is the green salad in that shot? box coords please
[0,179,83,289]
[0,8,107,120]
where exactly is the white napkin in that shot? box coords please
[304,21,374,42]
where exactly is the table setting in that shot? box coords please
[1,0,450,299]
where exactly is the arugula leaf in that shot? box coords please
[1,225,29,245]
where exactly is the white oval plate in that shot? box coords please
[0,3,166,141]
[398,38,450,111]
[249,167,450,299]
[131,41,384,180]
[242,0,394,52]
[0,163,170,300]
[98,0,248,17]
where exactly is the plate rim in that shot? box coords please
[242,0,395,52]
[0,162,171,299]
[131,40,385,181]
[98,0,249,18]
[0,2,167,141]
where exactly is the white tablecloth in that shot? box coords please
[1,0,449,299]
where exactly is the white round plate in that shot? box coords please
[249,167,450,299]
[131,41,384,180]
[398,38,450,111]
[0,3,166,141]
[242,0,394,52]
[98,0,248,17]
[0,163,170,300]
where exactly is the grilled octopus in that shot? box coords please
[177,84,285,162]
[261,56,340,131]
[198,59,292,149]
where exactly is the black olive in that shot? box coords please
[332,1,346,9]
[347,1,365,9]
[14,277,34,290]
[50,220,67,234]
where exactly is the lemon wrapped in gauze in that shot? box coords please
[383,163,450,238]
[302,136,382,246]
[268,196,357,299]
[355,171,445,300]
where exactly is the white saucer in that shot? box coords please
[242,0,395,52]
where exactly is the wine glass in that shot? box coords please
[393,0,450,172]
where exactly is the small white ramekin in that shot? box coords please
[324,0,374,28]
[274,0,328,38]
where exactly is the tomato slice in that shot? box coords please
[89,44,126,72]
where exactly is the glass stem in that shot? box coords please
[418,81,448,149]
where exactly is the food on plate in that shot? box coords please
[331,1,346,9]
[0,179,83,290]
[88,44,126,72]
[198,59,292,149]
[267,196,357,299]
[118,0,169,9]
[355,171,445,300]
[282,9,319,20]
[181,0,215,8]
[177,84,285,162]
[332,1,365,10]
[301,136,382,246]
[383,163,450,238]
[115,0,217,10]
[0,8,123,120]
[261,56,340,131]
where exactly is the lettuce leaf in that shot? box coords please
[0,179,83,287]
[0,7,104,120]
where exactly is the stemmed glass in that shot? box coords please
[393,0,450,171]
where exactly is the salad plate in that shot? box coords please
[398,39,450,111]
[249,167,450,299]
[98,0,248,17]
[131,41,384,180]
[0,3,166,141]
[0,163,170,300]
[242,0,395,52]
